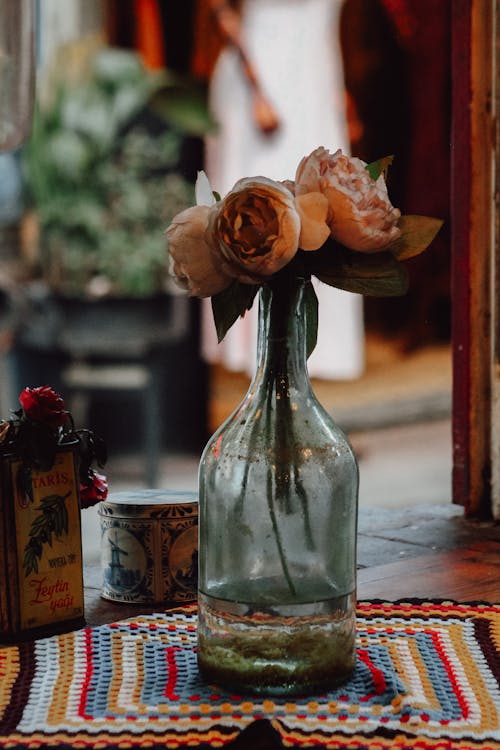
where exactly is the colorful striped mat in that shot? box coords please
[0,600,499,749]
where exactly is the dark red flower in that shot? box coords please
[19,386,68,429]
[79,470,108,509]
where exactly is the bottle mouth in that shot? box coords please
[262,274,310,290]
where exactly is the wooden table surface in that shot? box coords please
[21,526,500,750]
[84,537,500,628]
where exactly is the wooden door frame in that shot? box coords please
[451,0,497,518]
[493,3,500,520]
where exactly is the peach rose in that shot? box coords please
[294,192,330,251]
[166,205,232,298]
[209,177,300,283]
[295,147,401,252]
[280,179,330,251]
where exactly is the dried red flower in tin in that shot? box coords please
[0,385,108,509]
[79,470,108,510]
[19,385,68,429]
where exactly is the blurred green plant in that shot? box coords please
[22,47,213,298]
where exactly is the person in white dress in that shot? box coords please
[201,0,365,379]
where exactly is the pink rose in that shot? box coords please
[209,177,300,283]
[295,147,401,252]
[166,205,233,298]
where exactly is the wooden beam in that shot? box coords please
[491,1,500,519]
[451,0,495,517]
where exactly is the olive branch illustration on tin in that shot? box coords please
[22,492,71,576]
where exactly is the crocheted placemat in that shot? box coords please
[0,600,499,749]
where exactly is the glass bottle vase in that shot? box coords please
[198,274,359,695]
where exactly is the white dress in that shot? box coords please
[202,0,364,379]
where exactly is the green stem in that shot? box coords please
[261,375,296,597]
[272,294,315,550]
[293,464,315,552]
[234,393,261,517]
[266,465,296,597]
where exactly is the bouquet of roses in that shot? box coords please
[0,385,108,509]
[166,147,442,351]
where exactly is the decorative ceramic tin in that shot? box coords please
[98,490,198,604]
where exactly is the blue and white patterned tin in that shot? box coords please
[98,490,198,604]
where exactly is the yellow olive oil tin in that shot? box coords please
[0,445,85,642]
[98,490,198,604]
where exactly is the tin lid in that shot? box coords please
[99,489,198,519]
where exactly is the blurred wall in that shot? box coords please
[37,0,103,67]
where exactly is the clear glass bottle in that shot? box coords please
[198,274,359,695]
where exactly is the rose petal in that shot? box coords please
[294,192,330,251]
[210,177,300,282]
[295,147,401,253]
[195,170,216,207]
[167,205,232,297]
[19,385,67,428]
[325,184,401,252]
[280,179,296,195]
[295,146,329,195]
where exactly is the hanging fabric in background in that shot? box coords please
[201,0,365,379]
[134,0,165,69]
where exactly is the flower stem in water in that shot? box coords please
[266,466,296,597]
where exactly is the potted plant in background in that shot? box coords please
[11,46,215,459]
[21,47,197,300]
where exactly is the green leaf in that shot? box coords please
[212,281,259,343]
[91,48,145,84]
[365,155,394,181]
[22,492,71,577]
[316,251,409,297]
[61,502,69,534]
[23,548,38,576]
[387,215,444,261]
[150,81,218,136]
[304,281,318,359]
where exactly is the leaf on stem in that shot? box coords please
[212,281,259,342]
[304,281,318,359]
[315,249,409,297]
[387,215,444,261]
[365,155,394,181]
[150,79,218,136]
[22,492,71,577]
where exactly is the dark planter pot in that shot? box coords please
[54,294,185,357]
[8,293,209,456]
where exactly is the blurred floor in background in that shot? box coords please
[82,338,453,564]
[209,335,451,434]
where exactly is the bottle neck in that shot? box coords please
[253,275,312,393]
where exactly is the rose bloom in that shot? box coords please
[19,385,67,429]
[209,176,300,283]
[295,147,401,252]
[279,179,330,251]
[79,470,108,509]
[167,205,233,297]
